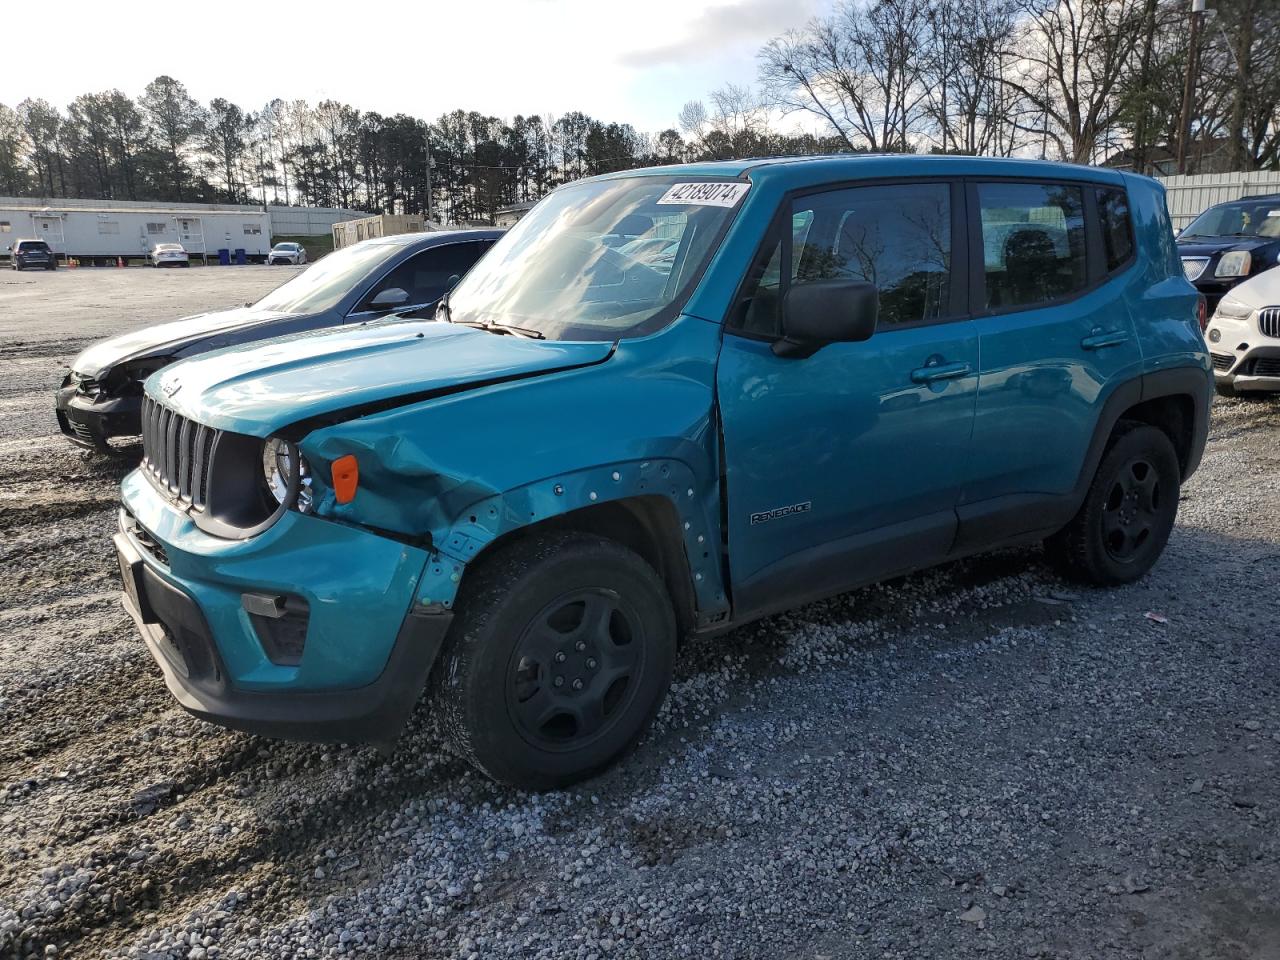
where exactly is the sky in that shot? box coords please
[7,0,823,133]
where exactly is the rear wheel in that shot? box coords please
[1046,422,1180,585]
[436,531,676,789]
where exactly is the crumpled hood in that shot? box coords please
[73,306,297,378]
[147,320,614,437]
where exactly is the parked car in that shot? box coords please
[1204,267,1280,396]
[9,238,56,270]
[1176,193,1280,309]
[269,242,308,266]
[56,230,501,451]
[147,243,190,268]
[114,157,1209,789]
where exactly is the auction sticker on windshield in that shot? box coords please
[657,182,750,207]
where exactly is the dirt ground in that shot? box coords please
[1,267,1278,960]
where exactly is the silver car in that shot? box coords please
[268,241,308,265]
[147,243,190,268]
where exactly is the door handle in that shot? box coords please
[1081,330,1130,350]
[910,360,971,384]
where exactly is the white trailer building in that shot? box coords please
[0,199,272,264]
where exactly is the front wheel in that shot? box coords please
[1045,422,1180,585]
[436,531,676,789]
[1215,381,1237,398]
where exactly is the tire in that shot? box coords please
[1215,381,1237,398]
[435,531,676,789]
[1045,421,1180,585]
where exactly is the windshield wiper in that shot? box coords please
[452,319,546,340]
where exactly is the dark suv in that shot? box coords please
[9,239,56,270]
[1177,193,1280,308]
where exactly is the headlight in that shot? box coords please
[1215,297,1252,320]
[262,437,313,513]
[1215,250,1252,278]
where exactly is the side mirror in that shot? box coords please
[370,287,410,308]
[445,274,461,291]
[773,279,878,358]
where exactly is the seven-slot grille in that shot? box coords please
[1259,306,1280,339]
[141,396,217,507]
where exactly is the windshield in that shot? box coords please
[253,242,396,314]
[273,243,297,251]
[1183,201,1280,239]
[19,241,50,251]
[445,176,747,341]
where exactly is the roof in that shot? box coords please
[364,228,504,247]
[0,205,269,217]
[586,154,1128,188]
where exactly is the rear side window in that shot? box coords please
[977,182,1086,310]
[737,182,953,335]
[1097,188,1134,272]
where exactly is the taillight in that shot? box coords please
[1196,296,1208,331]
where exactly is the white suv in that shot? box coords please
[1206,268,1280,397]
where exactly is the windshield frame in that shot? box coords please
[444,174,749,342]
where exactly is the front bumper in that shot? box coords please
[1206,316,1280,393]
[116,470,448,744]
[55,382,143,450]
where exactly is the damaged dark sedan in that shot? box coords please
[55,229,501,451]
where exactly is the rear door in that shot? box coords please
[716,180,978,618]
[958,180,1144,549]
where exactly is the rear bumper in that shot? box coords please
[116,470,443,744]
[55,383,142,449]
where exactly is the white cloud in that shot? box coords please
[4,0,821,133]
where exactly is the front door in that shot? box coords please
[177,218,205,254]
[716,180,978,619]
[33,216,64,256]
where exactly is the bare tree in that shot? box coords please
[920,0,1024,154]
[759,0,932,152]
[1002,0,1148,163]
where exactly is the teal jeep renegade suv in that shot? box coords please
[115,156,1210,788]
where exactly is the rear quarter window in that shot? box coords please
[1097,188,1135,272]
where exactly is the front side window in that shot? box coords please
[354,242,490,313]
[978,182,1086,310]
[736,182,953,336]
[446,177,746,341]
[1097,188,1134,272]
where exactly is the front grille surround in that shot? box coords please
[141,396,218,509]
[1258,306,1280,339]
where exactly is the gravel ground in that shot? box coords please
[2,268,1279,960]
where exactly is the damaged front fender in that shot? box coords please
[296,316,730,626]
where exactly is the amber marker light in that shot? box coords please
[331,455,359,504]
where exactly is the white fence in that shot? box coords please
[1158,172,1280,228]
[268,205,370,236]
